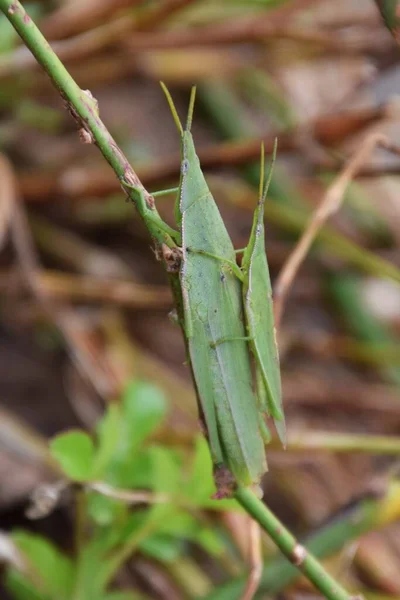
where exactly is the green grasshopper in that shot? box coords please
[211,142,284,444]
[122,86,284,496]
[243,142,285,444]
[161,84,272,496]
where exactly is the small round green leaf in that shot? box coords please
[49,430,95,482]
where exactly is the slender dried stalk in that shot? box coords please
[274,133,388,328]
[0,269,172,310]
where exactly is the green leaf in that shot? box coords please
[148,446,180,502]
[104,381,168,488]
[106,446,153,489]
[140,534,183,562]
[49,430,95,481]
[194,527,225,556]
[120,380,167,454]
[118,510,149,545]
[156,511,224,556]
[73,538,107,598]
[11,531,74,599]
[93,403,122,478]
[184,436,215,501]
[5,570,46,600]
[156,511,198,536]
[87,492,125,526]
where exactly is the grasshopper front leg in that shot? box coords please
[120,178,181,245]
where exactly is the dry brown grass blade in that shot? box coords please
[18,103,390,203]
[240,520,262,600]
[41,0,143,40]
[0,153,52,313]
[0,155,15,250]
[273,132,389,329]
[123,21,366,52]
[220,512,262,600]
[0,0,197,77]
[0,269,172,310]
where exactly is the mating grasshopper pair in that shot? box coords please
[123,86,285,497]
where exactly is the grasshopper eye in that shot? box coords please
[181,159,189,174]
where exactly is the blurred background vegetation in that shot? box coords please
[1,0,400,598]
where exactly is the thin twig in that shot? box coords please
[26,479,168,520]
[89,482,168,504]
[273,132,389,329]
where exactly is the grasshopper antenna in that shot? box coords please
[186,86,197,132]
[160,81,183,137]
[262,138,278,203]
[259,142,265,201]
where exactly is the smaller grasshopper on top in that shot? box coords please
[241,141,284,444]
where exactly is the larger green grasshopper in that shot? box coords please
[161,85,272,495]
[123,86,284,496]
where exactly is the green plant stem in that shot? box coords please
[0,0,175,250]
[209,480,400,600]
[235,488,352,600]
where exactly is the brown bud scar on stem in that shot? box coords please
[291,543,308,566]
[79,128,94,144]
[212,464,236,499]
[161,243,182,272]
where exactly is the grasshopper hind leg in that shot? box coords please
[258,415,271,446]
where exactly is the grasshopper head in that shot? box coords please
[160,82,197,137]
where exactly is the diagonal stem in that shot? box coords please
[0,0,176,250]
[235,488,354,600]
